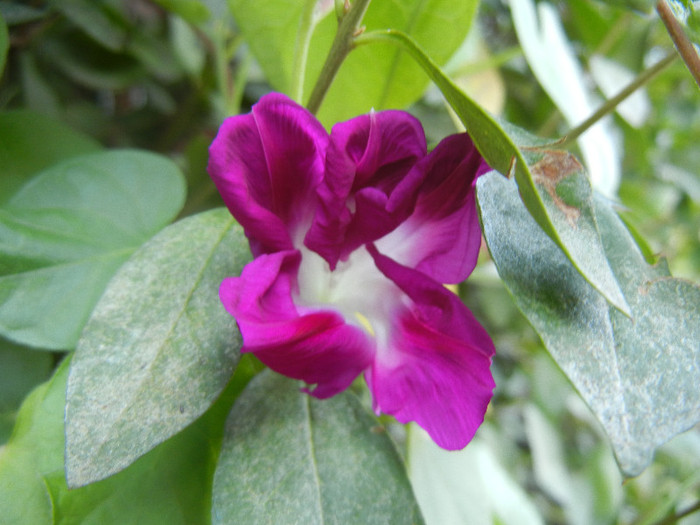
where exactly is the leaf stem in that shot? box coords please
[559,51,677,147]
[656,0,700,88]
[305,0,372,114]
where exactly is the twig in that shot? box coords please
[656,0,700,88]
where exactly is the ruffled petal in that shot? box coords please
[305,110,427,268]
[377,133,489,284]
[366,244,495,449]
[208,93,329,255]
[220,250,375,399]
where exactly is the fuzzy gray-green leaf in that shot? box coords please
[212,370,424,524]
[477,172,700,476]
[65,208,248,487]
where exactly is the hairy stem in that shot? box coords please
[559,52,677,147]
[306,0,372,114]
[657,0,700,88]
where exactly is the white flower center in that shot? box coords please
[296,245,395,345]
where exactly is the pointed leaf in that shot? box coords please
[65,208,249,486]
[212,370,424,524]
[0,149,185,349]
[357,30,630,315]
[476,172,700,476]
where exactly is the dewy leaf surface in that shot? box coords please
[0,356,226,525]
[477,172,700,476]
[212,370,424,525]
[357,30,629,315]
[65,208,248,487]
[0,149,185,350]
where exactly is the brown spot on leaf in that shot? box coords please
[531,150,583,228]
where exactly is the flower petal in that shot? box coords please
[378,133,489,283]
[208,93,328,255]
[220,250,374,399]
[306,110,427,268]
[366,244,495,449]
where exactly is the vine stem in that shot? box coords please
[559,51,677,147]
[306,0,372,114]
[656,0,700,88]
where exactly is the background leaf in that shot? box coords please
[65,208,248,487]
[228,0,320,102]
[509,0,621,197]
[230,0,479,125]
[408,425,544,525]
[0,149,186,350]
[212,370,424,525]
[476,171,700,476]
[0,110,101,203]
[310,0,480,125]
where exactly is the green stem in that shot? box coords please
[559,51,677,147]
[291,0,318,103]
[306,0,372,114]
[657,0,700,88]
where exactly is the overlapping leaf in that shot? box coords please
[0,357,227,525]
[65,208,248,487]
[0,149,185,349]
[476,172,700,476]
[213,370,424,524]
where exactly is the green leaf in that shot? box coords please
[228,0,323,102]
[0,354,232,525]
[65,208,248,487]
[310,0,480,125]
[151,0,211,25]
[476,172,700,476]
[212,370,424,524]
[0,110,102,203]
[230,0,478,122]
[0,340,53,444]
[0,149,186,350]
[357,29,630,315]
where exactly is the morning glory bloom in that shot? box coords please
[208,93,495,449]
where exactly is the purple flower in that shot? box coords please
[208,93,495,449]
